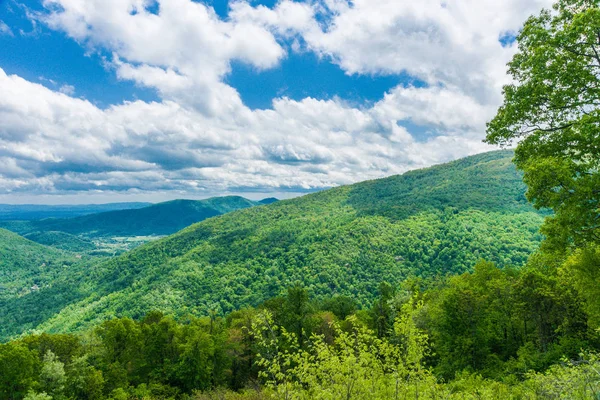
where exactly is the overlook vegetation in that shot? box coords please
[1,265,598,400]
[23,232,97,253]
[0,229,102,339]
[0,150,547,341]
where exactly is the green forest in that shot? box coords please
[1,0,600,398]
[2,264,599,400]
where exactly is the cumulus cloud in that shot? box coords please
[38,0,285,115]
[0,0,554,199]
[302,0,552,104]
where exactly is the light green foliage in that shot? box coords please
[393,298,429,373]
[23,392,52,400]
[486,0,600,249]
[253,311,438,400]
[561,244,600,329]
[522,353,600,399]
[39,350,66,398]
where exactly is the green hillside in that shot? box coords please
[0,229,91,300]
[0,150,546,339]
[1,196,259,238]
[23,231,97,252]
[0,228,103,339]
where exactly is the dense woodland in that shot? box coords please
[2,0,600,398]
[2,263,599,399]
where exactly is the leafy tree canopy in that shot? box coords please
[486,0,600,249]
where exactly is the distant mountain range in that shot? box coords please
[0,196,278,239]
[0,202,151,220]
[0,150,547,340]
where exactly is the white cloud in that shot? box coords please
[58,84,75,95]
[0,20,13,36]
[0,0,553,199]
[0,65,496,196]
[38,0,285,115]
[302,0,552,103]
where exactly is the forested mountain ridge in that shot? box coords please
[0,196,262,238]
[5,150,547,339]
[0,228,91,300]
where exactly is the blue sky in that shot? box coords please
[0,0,549,203]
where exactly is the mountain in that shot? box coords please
[258,197,279,205]
[0,202,151,220]
[1,150,546,339]
[0,229,88,300]
[0,228,102,338]
[23,231,97,252]
[0,196,260,238]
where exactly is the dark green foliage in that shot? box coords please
[428,261,590,380]
[257,198,279,205]
[24,231,97,252]
[0,342,38,400]
[320,295,357,320]
[371,282,396,338]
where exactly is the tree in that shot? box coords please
[0,343,38,400]
[65,356,105,400]
[371,282,396,338]
[281,285,312,348]
[486,0,600,249]
[39,350,66,398]
[23,392,52,400]
[321,296,357,320]
[561,244,600,329]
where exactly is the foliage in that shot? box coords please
[0,273,597,399]
[24,231,97,252]
[486,0,600,249]
[560,244,600,329]
[0,228,92,300]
